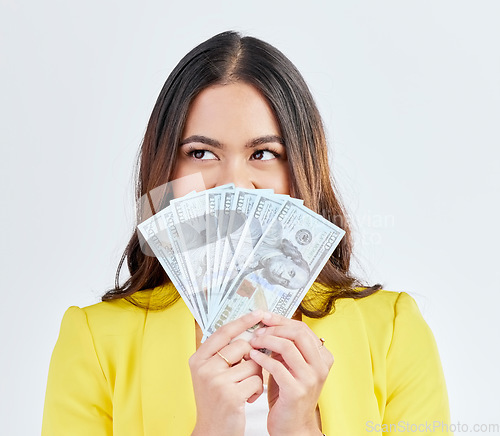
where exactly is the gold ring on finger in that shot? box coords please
[216,351,232,367]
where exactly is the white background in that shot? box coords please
[1,1,499,434]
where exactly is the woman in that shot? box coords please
[42,31,452,435]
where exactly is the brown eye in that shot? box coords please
[188,149,217,160]
[251,150,278,161]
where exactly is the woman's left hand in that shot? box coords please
[249,312,334,436]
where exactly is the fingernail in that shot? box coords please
[253,309,263,318]
[250,349,259,358]
[255,327,267,335]
[263,312,272,320]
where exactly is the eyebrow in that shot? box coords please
[179,135,285,149]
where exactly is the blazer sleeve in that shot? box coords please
[383,292,452,434]
[42,306,113,436]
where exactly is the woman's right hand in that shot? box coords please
[189,311,265,436]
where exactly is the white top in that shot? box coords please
[244,385,270,436]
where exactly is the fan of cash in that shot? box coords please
[138,184,345,338]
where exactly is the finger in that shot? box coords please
[213,339,253,368]
[198,310,263,359]
[237,374,264,402]
[250,334,308,377]
[246,391,263,404]
[261,312,329,362]
[261,312,319,345]
[210,344,262,379]
[254,324,325,366]
[227,359,262,383]
[249,349,295,388]
[260,311,290,326]
[261,312,318,341]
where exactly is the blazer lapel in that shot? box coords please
[141,285,197,435]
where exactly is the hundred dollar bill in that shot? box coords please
[137,211,203,327]
[161,206,208,327]
[206,200,345,335]
[212,189,236,296]
[214,189,271,311]
[205,185,234,307]
[169,193,212,326]
[206,190,220,308]
[217,191,285,307]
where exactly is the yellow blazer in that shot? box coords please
[42,285,452,435]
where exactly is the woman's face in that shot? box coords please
[261,254,309,289]
[172,82,290,194]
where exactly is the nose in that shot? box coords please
[215,160,256,189]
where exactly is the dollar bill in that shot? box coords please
[137,211,204,327]
[206,200,345,334]
[139,187,346,338]
[205,185,234,307]
[211,190,236,297]
[215,189,269,311]
[169,192,212,326]
[217,192,285,307]
[206,190,219,308]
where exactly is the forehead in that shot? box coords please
[183,82,281,140]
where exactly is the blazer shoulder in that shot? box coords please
[307,289,414,341]
[349,290,438,356]
[74,292,152,338]
[328,290,428,347]
[353,289,420,320]
[354,288,402,308]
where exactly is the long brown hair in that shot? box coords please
[102,31,381,317]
